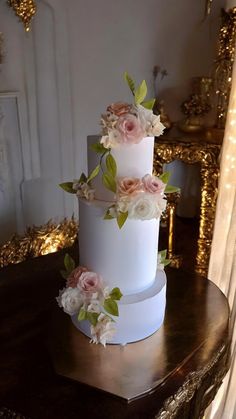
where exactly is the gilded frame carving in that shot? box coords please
[154,138,221,277]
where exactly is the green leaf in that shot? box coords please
[159,249,167,260]
[104,208,115,220]
[90,142,107,154]
[59,182,76,194]
[141,98,156,110]
[79,172,87,183]
[87,312,99,326]
[64,253,75,274]
[124,71,135,95]
[164,185,180,194]
[60,269,68,280]
[109,287,123,301]
[117,211,128,229]
[104,298,119,316]
[159,171,171,185]
[102,172,117,193]
[87,164,100,183]
[106,154,117,177]
[134,80,147,105]
[163,259,171,267]
[78,307,87,321]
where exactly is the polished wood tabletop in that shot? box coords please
[0,248,230,419]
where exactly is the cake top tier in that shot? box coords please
[60,73,179,228]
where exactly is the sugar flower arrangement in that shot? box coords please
[100,72,165,149]
[60,72,179,228]
[57,253,123,346]
[57,251,170,346]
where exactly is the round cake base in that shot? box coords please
[71,270,166,345]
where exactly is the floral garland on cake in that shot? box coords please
[60,73,179,228]
[57,254,123,346]
[57,251,170,346]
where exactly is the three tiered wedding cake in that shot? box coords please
[57,74,173,346]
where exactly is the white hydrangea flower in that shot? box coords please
[81,183,95,201]
[137,104,165,137]
[90,313,116,346]
[151,114,165,137]
[100,128,122,149]
[108,205,117,218]
[87,300,101,313]
[76,183,95,201]
[103,286,110,299]
[117,196,129,213]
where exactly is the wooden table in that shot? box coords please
[0,248,230,419]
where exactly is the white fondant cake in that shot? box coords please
[58,80,169,346]
[76,136,167,344]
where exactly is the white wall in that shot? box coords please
[0,0,225,241]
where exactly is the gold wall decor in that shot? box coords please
[154,137,221,277]
[214,7,236,129]
[179,77,213,133]
[8,0,37,32]
[0,218,78,268]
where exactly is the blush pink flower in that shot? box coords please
[118,177,142,196]
[77,271,102,294]
[66,266,88,288]
[117,114,145,144]
[107,102,132,117]
[142,174,165,194]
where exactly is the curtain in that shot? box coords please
[207,56,236,418]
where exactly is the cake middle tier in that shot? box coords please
[79,199,160,295]
[87,135,154,201]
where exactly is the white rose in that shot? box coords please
[59,287,82,315]
[128,193,158,220]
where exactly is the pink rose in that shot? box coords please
[117,114,145,144]
[118,177,142,196]
[142,174,165,194]
[107,102,131,116]
[66,266,88,288]
[77,271,102,294]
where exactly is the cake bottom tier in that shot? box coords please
[71,269,166,345]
